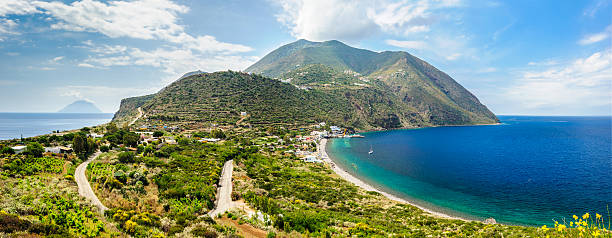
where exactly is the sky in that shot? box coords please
[0,0,610,115]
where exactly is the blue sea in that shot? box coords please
[327,116,612,226]
[0,113,114,140]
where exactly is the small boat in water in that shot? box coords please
[368,145,374,155]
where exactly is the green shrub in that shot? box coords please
[0,146,14,154]
[100,145,110,152]
[117,151,135,163]
[26,142,44,157]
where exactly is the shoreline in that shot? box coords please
[354,122,503,134]
[319,138,474,222]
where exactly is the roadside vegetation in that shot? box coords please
[0,138,111,237]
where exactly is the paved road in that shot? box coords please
[128,107,143,126]
[208,160,234,217]
[75,151,108,213]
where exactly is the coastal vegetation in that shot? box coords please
[1,122,610,237]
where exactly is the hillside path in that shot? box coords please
[208,160,234,217]
[75,151,108,213]
[128,107,143,126]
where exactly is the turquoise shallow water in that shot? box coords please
[326,116,612,226]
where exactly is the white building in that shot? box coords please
[330,126,342,134]
[303,155,322,163]
[88,133,104,138]
[11,145,26,154]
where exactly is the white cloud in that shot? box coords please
[527,60,558,66]
[583,0,608,17]
[504,49,612,114]
[34,0,252,54]
[274,0,378,41]
[81,42,259,84]
[0,18,18,40]
[578,25,612,45]
[445,53,461,60]
[273,0,460,41]
[0,0,39,16]
[77,63,96,68]
[478,67,497,73]
[2,0,253,54]
[0,0,258,85]
[385,39,427,49]
[51,56,64,62]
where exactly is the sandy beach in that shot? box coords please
[319,138,473,222]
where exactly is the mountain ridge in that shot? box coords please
[113,39,498,130]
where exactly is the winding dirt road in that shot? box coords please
[208,160,234,217]
[128,107,143,126]
[75,151,108,213]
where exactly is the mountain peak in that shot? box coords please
[58,100,102,113]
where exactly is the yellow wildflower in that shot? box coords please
[592,230,600,237]
[541,225,549,231]
[570,221,574,227]
[583,213,590,219]
[557,224,566,231]
[596,213,602,219]
[582,220,587,226]
[573,215,579,220]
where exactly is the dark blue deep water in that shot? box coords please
[0,113,113,140]
[327,116,612,226]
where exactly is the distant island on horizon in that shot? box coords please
[58,100,103,113]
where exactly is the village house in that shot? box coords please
[87,133,104,138]
[44,146,73,154]
[330,126,342,135]
[10,145,26,154]
[303,155,322,163]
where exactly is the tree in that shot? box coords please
[123,132,140,147]
[26,142,44,157]
[153,131,164,138]
[178,138,190,146]
[100,145,110,152]
[106,123,119,134]
[210,129,226,139]
[143,146,154,156]
[117,151,135,163]
[87,137,97,153]
[73,134,88,154]
[1,146,15,155]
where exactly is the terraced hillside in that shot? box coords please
[114,40,498,130]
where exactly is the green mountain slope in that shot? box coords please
[113,71,415,129]
[114,39,497,130]
[246,39,498,125]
